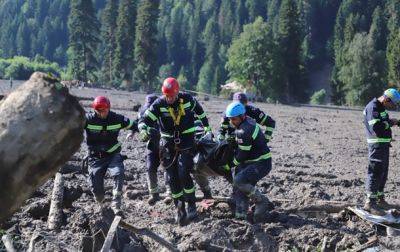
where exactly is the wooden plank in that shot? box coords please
[119,220,179,252]
[100,215,122,252]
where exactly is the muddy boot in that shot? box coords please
[94,195,106,211]
[175,200,187,226]
[148,193,160,205]
[364,198,385,216]
[202,189,213,199]
[377,196,393,211]
[164,187,173,204]
[187,201,198,221]
[252,190,270,223]
[111,191,122,216]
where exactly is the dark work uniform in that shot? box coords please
[141,92,210,205]
[138,95,164,195]
[219,104,275,142]
[363,98,393,199]
[85,111,137,202]
[232,117,272,215]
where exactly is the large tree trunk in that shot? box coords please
[0,72,85,223]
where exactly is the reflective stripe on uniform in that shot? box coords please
[138,122,147,130]
[245,152,271,163]
[265,126,274,132]
[238,144,251,151]
[123,120,133,129]
[172,191,184,199]
[260,115,268,125]
[221,124,229,129]
[368,119,380,126]
[145,110,158,121]
[184,187,195,194]
[252,125,260,140]
[161,132,173,138]
[106,124,122,130]
[183,102,191,109]
[87,124,103,130]
[367,138,391,143]
[197,112,206,119]
[182,127,196,134]
[107,142,122,153]
[160,107,169,112]
[380,111,387,117]
[233,158,240,166]
[223,164,230,171]
[384,121,390,130]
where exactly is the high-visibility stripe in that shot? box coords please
[260,115,268,125]
[183,102,191,109]
[204,126,211,132]
[161,132,173,138]
[368,119,380,126]
[106,124,122,130]
[107,142,121,153]
[384,121,390,129]
[197,112,206,119]
[367,138,391,143]
[265,127,274,132]
[138,122,146,130]
[123,121,133,129]
[265,135,272,140]
[221,124,229,129]
[87,124,103,130]
[238,145,251,151]
[252,125,260,140]
[172,191,184,199]
[182,127,196,134]
[145,110,158,121]
[223,164,230,171]
[380,111,387,117]
[245,152,271,163]
[184,187,195,194]
[233,158,240,166]
[160,107,169,112]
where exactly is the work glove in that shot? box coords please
[139,130,150,142]
[264,130,272,143]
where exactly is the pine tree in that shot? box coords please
[113,0,137,87]
[67,0,100,82]
[100,0,119,86]
[16,21,31,56]
[245,0,267,22]
[133,0,160,91]
[276,0,305,102]
[387,27,400,85]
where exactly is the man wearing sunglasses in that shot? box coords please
[363,88,400,215]
[85,96,138,215]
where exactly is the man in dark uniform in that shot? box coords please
[218,92,275,142]
[139,77,212,225]
[225,102,272,222]
[138,94,170,205]
[363,88,400,215]
[85,96,138,215]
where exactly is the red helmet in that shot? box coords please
[92,96,110,110]
[162,77,179,96]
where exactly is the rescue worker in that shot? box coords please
[137,94,170,205]
[139,77,212,225]
[225,102,272,222]
[363,88,400,215]
[84,96,138,215]
[218,92,275,142]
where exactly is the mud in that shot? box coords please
[1,87,400,251]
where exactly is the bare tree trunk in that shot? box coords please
[48,173,65,231]
[0,72,85,223]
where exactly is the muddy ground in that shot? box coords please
[1,86,400,251]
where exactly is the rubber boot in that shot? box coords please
[187,201,198,221]
[148,193,160,205]
[364,198,386,216]
[251,189,270,223]
[94,194,106,212]
[377,195,393,211]
[111,190,122,216]
[175,200,187,226]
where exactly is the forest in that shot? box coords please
[0,0,399,105]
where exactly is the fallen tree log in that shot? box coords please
[48,173,64,230]
[0,72,85,223]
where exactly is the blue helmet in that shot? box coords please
[384,88,400,104]
[233,92,248,104]
[226,102,246,118]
